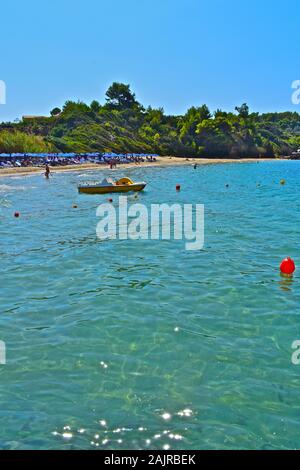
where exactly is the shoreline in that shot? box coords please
[0,156,278,178]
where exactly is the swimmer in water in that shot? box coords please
[45,164,50,179]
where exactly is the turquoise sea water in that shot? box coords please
[1,161,300,450]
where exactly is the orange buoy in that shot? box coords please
[14,212,20,218]
[176,184,181,191]
[280,257,295,276]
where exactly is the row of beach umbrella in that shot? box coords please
[0,152,159,159]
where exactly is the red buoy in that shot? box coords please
[14,212,20,218]
[176,184,181,191]
[108,198,113,203]
[280,257,295,276]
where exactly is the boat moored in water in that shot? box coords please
[78,177,146,194]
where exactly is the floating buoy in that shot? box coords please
[280,257,295,276]
[176,184,181,191]
[280,179,286,185]
[14,212,20,218]
[108,198,113,203]
[73,204,78,209]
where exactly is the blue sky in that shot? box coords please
[1,0,300,121]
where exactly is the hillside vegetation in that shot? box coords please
[1,83,300,157]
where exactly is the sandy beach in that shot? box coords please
[0,156,275,178]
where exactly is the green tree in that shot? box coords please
[50,107,61,116]
[90,100,101,113]
[198,104,212,121]
[235,103,249,118]
[62,101,90,114]
[0,130,54,153]
[105,82,138,109]
[178,105,212,146]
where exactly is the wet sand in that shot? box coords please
[0,156,276,178]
